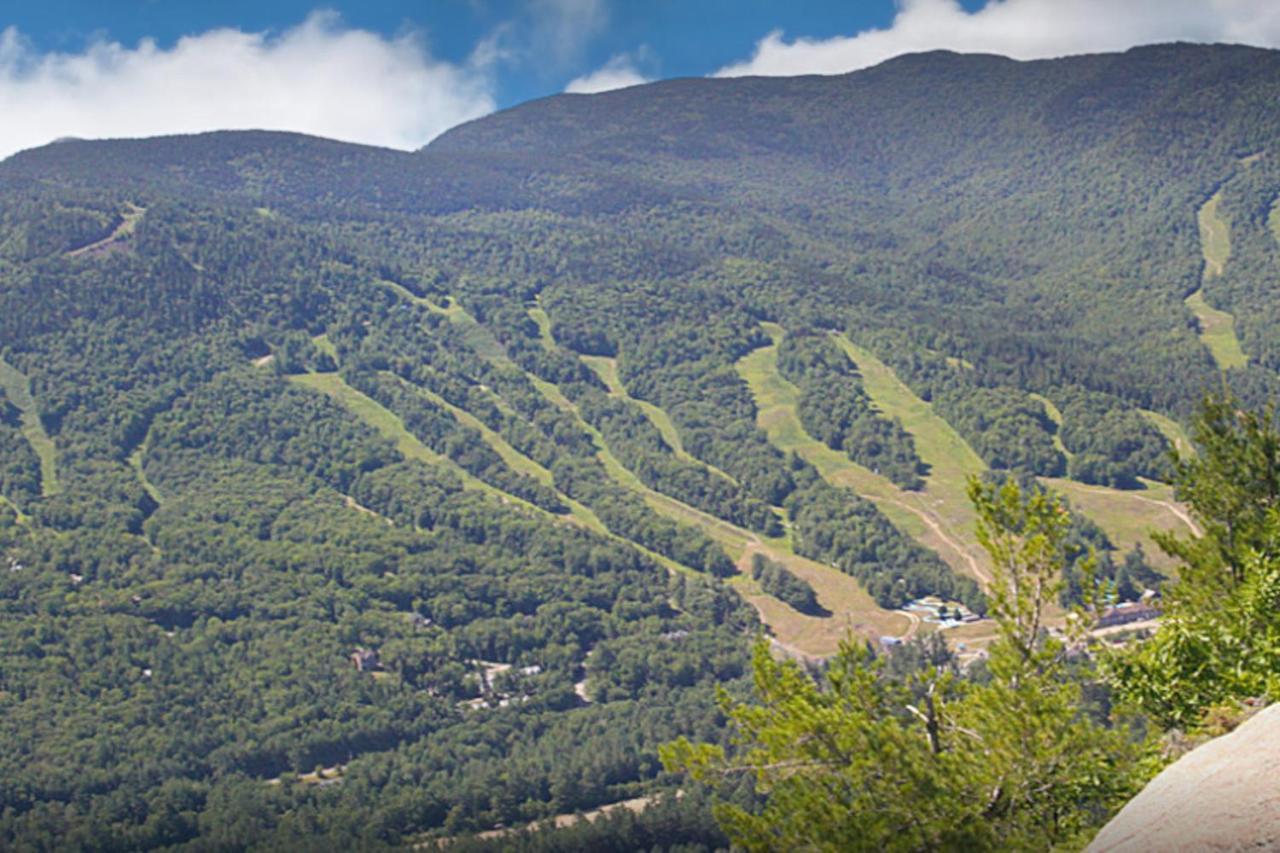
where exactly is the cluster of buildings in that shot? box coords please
[1095,599,1162,629]
[903,596,983,628]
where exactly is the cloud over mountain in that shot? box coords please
[717,0,1280,77]
[565,52,652,94]
[0,12,496,160]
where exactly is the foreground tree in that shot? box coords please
[1106,392,1280,730]
[663,478,1138,851]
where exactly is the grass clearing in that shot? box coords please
[1039,477,1197,572]
[312,334,338,361]
[128,445,164,506]
[1030,392,1072,461]
[376,279,460,316]
[830,332,991,583]
[289,373,448,469]
[830,333,987,482]
[527,303,558,351]
[737,325,992,585]
[1141,409,1195,459]
[385,373,609,535]
[730,543,911,656]
[0,493,30,524]
[447,308,512,366]
[1185,289,1247,370]
[829,332,1198,577]
[0,356,59,496]
[1197,191,1231,279]
[66,203,145,258]
[1188,190,1247,369]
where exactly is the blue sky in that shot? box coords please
[9,2,972,106]
[2,1,1279,158]
[8,1,974,109]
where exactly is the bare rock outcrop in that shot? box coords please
[1088,703,1280,852]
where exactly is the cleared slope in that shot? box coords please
[1141,409,1195,459]
[1198,191,1232,278]
[1031,392,1073,461]
[377,279,460,316]
[386,372,611,535]
[737,323,991,585]
[65,203,145,258]
[0,356,59,496]
[289,374,472,488]
[519,309,910,649]
[830,333,991,583]
[1041,477,1198,572]
[580,352,738,484]
[1187,191,1247,370]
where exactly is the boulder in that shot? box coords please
[1088,704,1280,852]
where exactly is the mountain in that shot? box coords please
[1,43,1279,847]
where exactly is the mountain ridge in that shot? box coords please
[2,42,1279,847]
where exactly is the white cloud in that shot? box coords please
[532,0,609,67]
[565,52,651,94]
[478,0,608,74]
[716,0,1280,77]
[0,12,497,160]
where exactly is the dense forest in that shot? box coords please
[2,42,1280,848]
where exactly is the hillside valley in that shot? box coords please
[2,43,1280,848]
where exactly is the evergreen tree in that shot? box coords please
[663,477,1139,851]
[1106,392,1280,730]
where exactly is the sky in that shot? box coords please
[2,0,1280,159]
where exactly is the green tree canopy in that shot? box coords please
[663,477,1139,851]
[1106,392,1280,730]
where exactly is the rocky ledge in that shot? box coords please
[1088,703,1280,852]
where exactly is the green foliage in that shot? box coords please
[1107,392,1280,729]
[0,390,40,507]
[777,330,925,489]
[1058,387,1172,488]
[4,43,1280,846]
[969,478,1081,671]
[940,387,1065,476]
[666,479,1138,851]
[978,471,1149,608]
[750,553,823,615]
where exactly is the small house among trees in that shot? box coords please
[1096,601,1161,628]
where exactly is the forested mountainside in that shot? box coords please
[2,43,1280,848]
